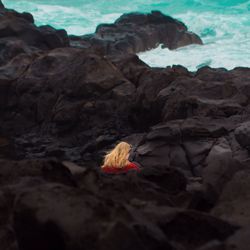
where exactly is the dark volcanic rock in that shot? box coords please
[0,3,250,250]
[70,11,203,54]
[234,121,250,149]
[157,74,247,121]
[0,5,69,66]
[0,158,239,250]
[0,0,4,9]
[0,159,76,187]
[197,227,250,250]
[13,183,105,250]
[0,189,19,250]
[224,227,250,250]
[211,170,250,226]
[0,48,135,137]
[11,181,238,250]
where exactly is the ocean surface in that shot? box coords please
[3,0,250,71]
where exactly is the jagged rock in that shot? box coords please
[189,138,243,210]
[0,3,249,249]
[157,209,238,250]
[0,48,135,138]
[0,5,69,66]
[0,190,18,250]
[70,11,203,54]
[211,170,250,226]
[0,1,4,9]
[198,227,250,250]
[225,227,250,250]
[158,75,246,121]
[10,180,238,250]
[202,138,240,194]
[0,159,76,187]
[234,121,250,149]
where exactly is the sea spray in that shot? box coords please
[3,0,250,70]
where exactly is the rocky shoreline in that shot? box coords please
[0,1,250,250]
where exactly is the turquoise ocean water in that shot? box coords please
[3,0,250,71]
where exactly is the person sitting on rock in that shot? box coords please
[101,141,140,174]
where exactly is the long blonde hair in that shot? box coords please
[102,141,131,168]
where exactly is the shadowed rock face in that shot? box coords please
[70,11,203,54]
[0,159,239,250]
[0,2,69,67]
[0,2,250,250]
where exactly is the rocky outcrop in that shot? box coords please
[0,3,250,250]
[0,2,69,66]
[0,46,249,250]
[0,159,239,250]
[70,11,203,54]
[0,0,4,9]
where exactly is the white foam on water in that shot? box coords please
[2,1,123,35]
[138,11,250,71]
[138,41,250,72]
[3,0,250,71]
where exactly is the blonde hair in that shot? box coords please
[102,141,131,169]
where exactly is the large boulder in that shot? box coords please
[70,11,203,54]
[0,47,139,162]
[234,121,250,149]
[158,75,246,122]
[0,1,4,9]
[0,159,76,187]
[0,48,134,134]
[0,6,69,66]
[10,181,238,250]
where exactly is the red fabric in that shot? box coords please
[102,162,140,174]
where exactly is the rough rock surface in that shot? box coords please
[0,1,69,66]
[70,11,203,54]
[0,1,250,249]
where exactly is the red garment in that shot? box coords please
[102,162,140,174]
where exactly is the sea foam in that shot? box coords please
[3,0,250,71]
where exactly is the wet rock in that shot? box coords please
[0,1,4,9]
[72,11,202,55]
[0,6,69,66]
